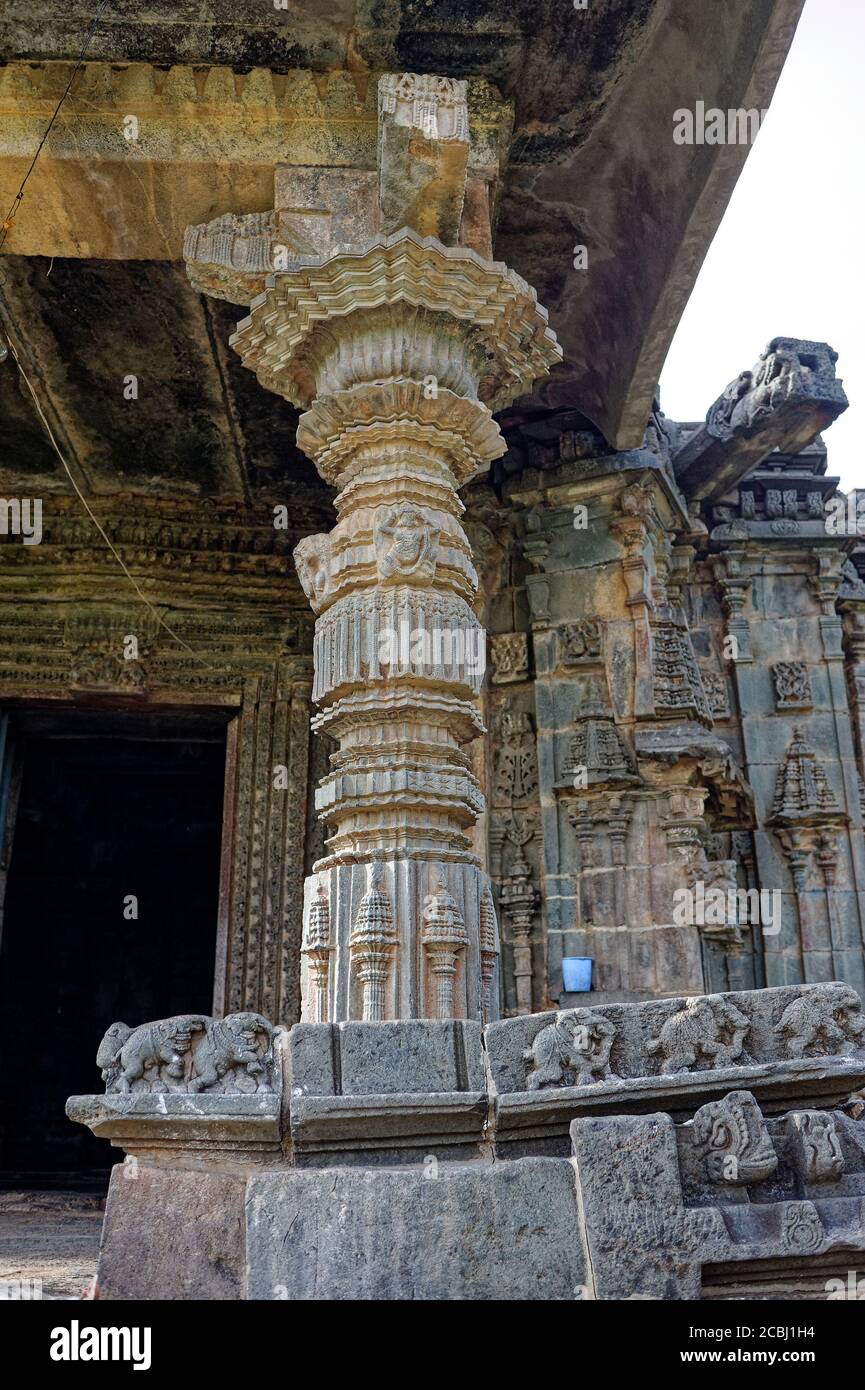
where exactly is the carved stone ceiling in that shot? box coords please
[0,253,329,511]
[0,0,806,494]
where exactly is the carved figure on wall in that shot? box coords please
[559,620,601,665]
[786,1111,845,1183]
[490,632,529,684]
[772,661,812,709]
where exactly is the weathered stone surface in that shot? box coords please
[7,0,865,1309]
[290,1019,485,1095]
[65,1092,282,1170]
[287,1019,487,1154]
[97,1164,247,1301]
[245,1158,585,1300]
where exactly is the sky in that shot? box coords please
[659,0,864,490]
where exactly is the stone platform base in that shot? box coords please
[68,984,865,1300]
[98,1157,584,1301]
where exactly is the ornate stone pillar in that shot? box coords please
[188,73,561,1022]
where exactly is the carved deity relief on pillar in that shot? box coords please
[187,72,561,1022]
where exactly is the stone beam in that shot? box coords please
[673,339,848,503]
[0,63,510,260]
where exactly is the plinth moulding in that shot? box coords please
[186,72,561,1021]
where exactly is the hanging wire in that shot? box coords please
[0,0,247,677]
[0,0,112,252]
[4,336,227,670]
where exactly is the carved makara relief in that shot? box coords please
[373,505,439,584]
[706,341,843,441]
[644,995,751,1075]
[96,1013,275,1095]
[692,1090,778,1184]
[524,1009,618,1090]
[774,983,865,1058]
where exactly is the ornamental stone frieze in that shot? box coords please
[185,72,561,1023]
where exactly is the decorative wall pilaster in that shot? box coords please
[217,666,314,1026]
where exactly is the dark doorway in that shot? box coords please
[0,709,228,1187]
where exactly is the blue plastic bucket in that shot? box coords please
[562,956,593,993]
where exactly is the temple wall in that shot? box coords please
[471,427,865,1017]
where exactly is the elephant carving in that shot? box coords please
[523,1009,617,1090]
[95,1012,276,1095]
[189,1013,274,1092]
[645,995,751,1075]
[775,984,865,1058]
[97,1015,206,1093]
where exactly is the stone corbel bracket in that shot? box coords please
[674,338,848,504]
[184,73,512,305]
